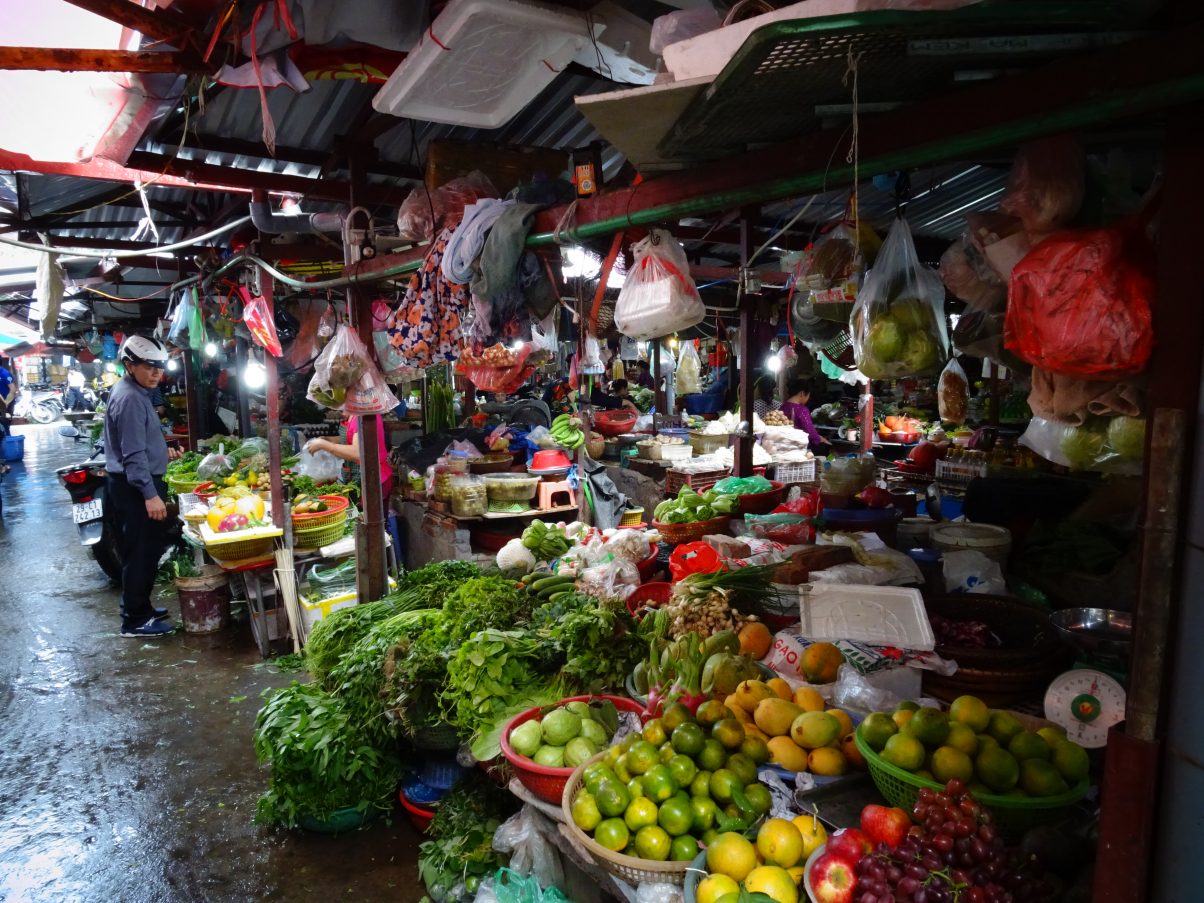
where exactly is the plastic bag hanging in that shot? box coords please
[167,292,193,348]
[613,229,705,341]
[850,217,948,379]
[675,342,702,395]
[187,288,207,352]
[1004,223,1154,380]
[307,324,400,415]
[238,286,283,357]
[937,357,969,424]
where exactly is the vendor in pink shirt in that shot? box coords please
[779,378,831,453]
[304,416,395,501]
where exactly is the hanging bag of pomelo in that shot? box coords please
[851,217,949,379]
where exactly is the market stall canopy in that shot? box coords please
[0,314,38,352]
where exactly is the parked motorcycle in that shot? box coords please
[14,384,63,424]
[55,441,122,581]
[56,439,183,583]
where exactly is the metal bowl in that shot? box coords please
[1048,607,1132,662]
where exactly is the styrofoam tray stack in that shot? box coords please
[372,0,596,128]
[796,583,935,651]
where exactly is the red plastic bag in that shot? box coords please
[239,287,282,357]
[396,171,498,241]
[455,342,534,394]
[669,542,725,582]
[1005,224,1154,380]
[774,488,822,517]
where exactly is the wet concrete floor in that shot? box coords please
[0,425,423,902]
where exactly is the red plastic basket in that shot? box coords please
[735,480,786,515]
[593,410,638,437]
[290,494,350,529]
[193,481,218,500]
[500,695,647,804]
[398,790,436,833]
[636,546,659,581]
[626,581,672,619]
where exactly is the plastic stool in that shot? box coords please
[537,480,575,510]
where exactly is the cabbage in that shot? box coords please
[866,319,904,362]
[496,538,536,572]
[900,330,940,373]
[1107,416,1146,461]
[1059,424,1108,470]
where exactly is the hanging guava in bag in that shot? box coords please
[851,217,949,379]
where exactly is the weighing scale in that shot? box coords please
[1043,669,1127,748]
[1043,607,1130,748]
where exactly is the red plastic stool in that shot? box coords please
[537,480,575,510]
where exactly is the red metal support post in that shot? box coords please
[345,160,387,602]
[734,209,758,477]
[259,266,284,529]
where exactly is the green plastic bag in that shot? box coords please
[712,475,774,496]
[188,287,207,352]
[492,869,570,903]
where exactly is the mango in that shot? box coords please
[734,680,775,714]
[754,698,805,738]
[790,711,841,750]
[766,678,794,701]
[767,736,809,772]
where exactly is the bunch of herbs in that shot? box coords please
[253,681,401,828]
[417,772,516,903]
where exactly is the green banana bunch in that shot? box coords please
[550,413,584,450]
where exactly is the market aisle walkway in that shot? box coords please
[0,425,422,902]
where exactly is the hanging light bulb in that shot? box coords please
[243,360,266,390]
[766,355,782,373]
[203,342,218,358]
[166,358,179,373]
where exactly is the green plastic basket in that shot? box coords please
[293,519,347,549]
[853,732,1089,842]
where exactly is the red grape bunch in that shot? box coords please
[852,779,1058,903]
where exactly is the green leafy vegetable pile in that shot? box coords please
[305,599,398,682]
[253,681,401,828]
[417,772,516,903]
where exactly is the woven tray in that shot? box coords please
[651,515,731,545]
[561,752,691,886]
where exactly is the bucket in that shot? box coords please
[2,434,24,461]
[896,517,935,551]
[930,522,1012,566]
[176,566,230,634]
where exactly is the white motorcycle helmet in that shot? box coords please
[119,334,169,369]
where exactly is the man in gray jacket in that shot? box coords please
[104,336,180,637]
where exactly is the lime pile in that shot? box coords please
[568,702,775,863]
[856,695,1090,797]
[508,701,612,769]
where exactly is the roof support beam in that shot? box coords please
[0,47,203,74]
[60,0,201,49]
[157,133,423,182]
[125,150,412,205]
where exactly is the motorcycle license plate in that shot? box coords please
[72,499,103,523]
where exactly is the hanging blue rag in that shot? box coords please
[440,198,513,284]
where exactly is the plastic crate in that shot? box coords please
[771,459,818,484]
[935,458,988,485]
[664,468,730,496]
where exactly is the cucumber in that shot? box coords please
[547,591,573,605]
[531,576,575,593]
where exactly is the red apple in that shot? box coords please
[860,804,911,850]
[826,827,872,865]
[810,851,858,903]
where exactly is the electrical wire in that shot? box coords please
[0,215,252,259]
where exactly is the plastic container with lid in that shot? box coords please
[483,473,540,502]
[896,516,936,551]
[930,522,1012,566]
[446,450,470,473]
[450,474,488,517]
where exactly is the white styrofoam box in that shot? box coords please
[796,583,935,651]
[300,591,358,634]
[573,0,658,86]
[662,0,980,83]
[372,0,596,128]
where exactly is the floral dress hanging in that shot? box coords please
[382,227,467,370]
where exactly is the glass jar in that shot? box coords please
[450,475,488,517]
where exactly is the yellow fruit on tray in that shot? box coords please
[790,711,841,750]
[734,680,775,714]
[234,494,265,521]
[800,642,844,684]
[754,699,804,737]
[766,678,794,701]
[840,733,866,768]
[827,708,854,738]
[767,736,809,772]
[792,686,826,713]
[808,747,848,776]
